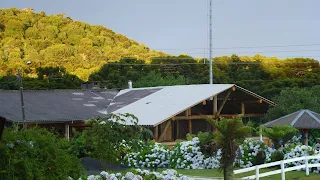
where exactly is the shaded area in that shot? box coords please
[81,157,129,175]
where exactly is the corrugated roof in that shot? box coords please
[107,88,162,113]
[263,109,320,129]
[112,84,235,126]
[0,90,119,122]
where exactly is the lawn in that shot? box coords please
[160,168,320,180]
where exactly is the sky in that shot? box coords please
[2,0,320,60]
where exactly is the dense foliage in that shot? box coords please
[264,86,320,121]
[0,8,319,99]
[0,126,83,180]
[81,114,153,163]
[0,8,166,80]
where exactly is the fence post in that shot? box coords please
[255,165,259,180]
[305,156,309,176]
[281,160,285,180]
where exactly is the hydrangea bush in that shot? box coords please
[236,139,274,168]
[124,137,221,169]
[124,142,171,169]
[170,137,205,169]
[76,169,188,180]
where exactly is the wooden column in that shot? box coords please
[302,129,309,145]
[188,119,192,134]
[176,120,179,140]
[65,123,70,141]
[213,96,218,116]
[154,125,159,141]
[241,102,245,115]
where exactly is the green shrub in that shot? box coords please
[0,126,83,180]
[186,131,216,156]
[84,113,153,163]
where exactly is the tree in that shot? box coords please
[133,71,187,88]
[262,126,298,149]
[84,113,152,163]
[207,117,251,180]
[0,127,83,179]
[264,86,320,122]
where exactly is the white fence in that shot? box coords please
[234,155,320,180]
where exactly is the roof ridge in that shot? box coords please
[290,110,306,126]
[263,110,302,127]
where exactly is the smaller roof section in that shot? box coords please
[263,109,320,129]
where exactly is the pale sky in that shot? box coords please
[2,0,320,60]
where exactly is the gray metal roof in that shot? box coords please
[107,88,162,113]
[112,84,235,126]
[0,90,119,122]
[263,109,320,129]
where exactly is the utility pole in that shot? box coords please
[209,0,213,84]
[18,69,27,129]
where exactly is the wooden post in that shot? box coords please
[213,95,217,115]
[154,125,159,141]
[216,90,232,117]
[176,120,179,140]
[241,102,245,115]
[302,129,309,145]
[188,119,192,134]
[65,123,70,141]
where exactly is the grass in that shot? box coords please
[158,168,320,180]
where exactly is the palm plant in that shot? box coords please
[207,117,252,180]
[262,125,298,149]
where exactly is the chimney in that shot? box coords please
[128,80,132,89]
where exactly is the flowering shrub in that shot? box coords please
[170,137,205,169]
[284,145,315,167]
[124,142,171,169]
[124,137,221,169]
[236,139,274,168]
[76,169,188,180]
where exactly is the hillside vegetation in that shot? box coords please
[0,8,319,99]
[0,8,166,80]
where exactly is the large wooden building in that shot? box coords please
[0,84,275,141]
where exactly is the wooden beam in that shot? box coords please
[154,125,159,141]
[216,89,232,117]
[220,114,264,118]
[175,115,215,120]
[241,102,245,115]
[188,108,192,116]
[65,123,70,141]
[213,95,218,115]
[221,100,263,104]
[188,119,192,134]
[158,120,171,142]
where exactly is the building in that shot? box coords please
[0,84,275,141]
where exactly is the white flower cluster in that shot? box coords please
[283,144,320,173]
[82,171,142,180]
[124,142,170,168]
[170,137,205,169]
[76,169,188,180]
[124,137,221,169]
[237,139,274,168]
[135,169,188,180]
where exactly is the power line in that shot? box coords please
[178,49,320,55]
[153,43,320,51]
[103,62,320,66]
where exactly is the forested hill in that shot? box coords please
[0,8,319,99]
[0,8,167,80]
